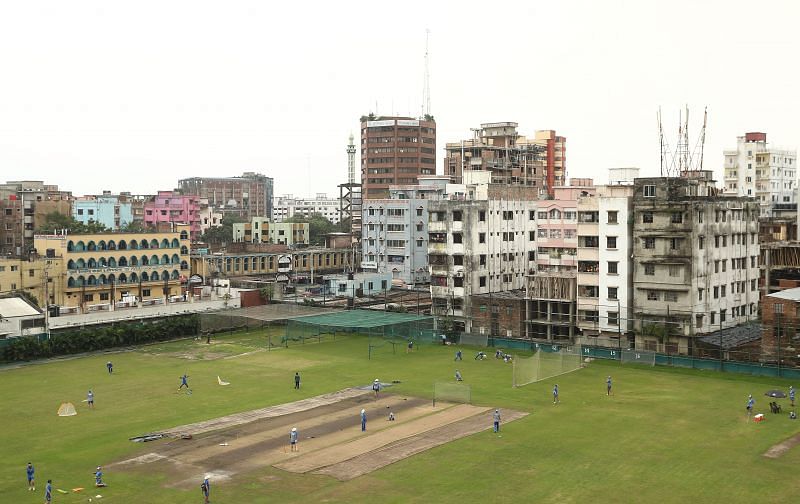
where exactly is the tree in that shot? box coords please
[201,215,246,245]
[120,221,147,233]
[12,290,40,309]
[285,213,334,246]
[37,212,107,234]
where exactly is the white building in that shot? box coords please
[273,194,341,224]
[0,296,45,338]
[198,198,223,236]
[428,171,539,333]
[576,174,636,346]
[362,177,448,286]
[723,132,796,216]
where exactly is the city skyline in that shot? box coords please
[1,1,798,197]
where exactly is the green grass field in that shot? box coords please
[1,330,799,503]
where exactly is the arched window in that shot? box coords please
[68,277,76,287]
[161,270,170,281]
[171,238,180,248]
[150,254,159,265]
[161,254,170,265]
[87,258,97,268]
[130,239,139,250]
[107,274,115,284]
[107,240,116,251]
[87,240,97,251]
[180,260,188,270]
[67,260,76,270]
[549,209,561,220]
[150,239,159,249]
[76,276,85,286]
[179,230,188,240]
[98,240,107,251]
[87,275,97,286]
[118,240,127,250]
[75,241,86,252]
[171,270,180,280]
[118,273,127,283]
[140,240,148,249]
[171,254,180,264]
[108,257,117,268]
[98,257,107,268]
[76,258,86,269]
[67,241,75,252]
[98,274,107,285]
[160,238,170,249]
[141,255,149,266]
[129,272,138,283]
[119,257,128,267]
[141,272,149,282]
[180,246,189,255]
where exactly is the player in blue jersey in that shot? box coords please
[44,479,52,503]
[455,349,462,361]
[179,374,190,390]
[746,394,754,418]
[95,466,105,487]
[553,384,559,404]
[290,427,299,452]
[26,462,35,491]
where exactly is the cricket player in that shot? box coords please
[455,370,463,381]
[493,409,501,433]
[290,427,299,452]
[26,462,35,491]
[455,350,462,361]
[372,379,381,398]
[361,409,367,431]
[790,386,796,408]
[44,479,52,504]
[606,376,612,396]
[87,390,94,409]
[106,361,113,374]
[746,394,754,418]
[294,372,301,390]
[553,384,559,404]
[179,374,190,390]
[95,466,105,487]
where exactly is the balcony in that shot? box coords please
[428,221,447,233]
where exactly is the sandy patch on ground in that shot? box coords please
[763,431,800,458]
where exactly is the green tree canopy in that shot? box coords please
[37,212,108,234]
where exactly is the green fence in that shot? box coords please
[486,337,800,380]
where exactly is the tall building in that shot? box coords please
[575,172,637,346]
[360,115,436,199]
[444,123,565,197]
[361,177,448,286]
[178,172,274,220]
[73,192,134,230]
[0,181,72,256]
[273,194,341,224]
[144,191,201,241]
[34,224,191,313]
[633,172,760,354]
[723,132,796,216]
[428,171,539,333]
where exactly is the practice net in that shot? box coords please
[513,346,584,387]
[458,333,489,347]
[621,349,656,366]
[433,382,472,406]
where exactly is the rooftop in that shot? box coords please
[0,297,42,318]
[697,323,762,350]
[767,287,800,302]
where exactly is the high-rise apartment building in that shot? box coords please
[723,132,796,216]
[633,172,760,354]
[360,115,436,199]
[273,194,341,224]
[178,172,274,220]
[444,123,565,197]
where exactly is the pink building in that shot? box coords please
[144,191,201,241]
[535,180,595,273]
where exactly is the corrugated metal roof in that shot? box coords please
[0,297,42,318]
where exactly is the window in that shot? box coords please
[714,260,720,273]
[698,288,704,301]
[453,277,464,287]
[608,311,619,326]
[722,260,726,272]
[713,286,719,298]
[453,211,463,221]
[452,233,463,244]
[100,293,109,301]
[503,210,515,220]
[479,233,486,244]
[608,261,618,274]
[416,208,423,216]
[480,254,487,266]
[722,235,727,247]
[710,312,716,325]
[480,276,487,287]
[642,212,653,223]
[720,309,726,323]
[29,269,34,277]
[529,231,535,241]
[607,211,618,224]
[668,265,680,277]
[647,291,659,301]
[721,285,726,297]
[697,211,704,223]
[84,294,94,302]
[479,210,486,222]
[381,280,387,290]
[644,264,655,275]
[714,235,719,248]
[608,287,618,300]
[529,210,535,220]
[606,236,617,249]
[142,289,151,296]
[453,255,464,266]
[751,279,756,291]
[643,237,655,249]
[644,185,656,197]
[698,236,705,250]
[538,211,548,220]
[664,291,678,302]
[669,238,681,250]
[670,212,683,223]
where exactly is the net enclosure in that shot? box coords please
[513,345,584,387]
[621,349,656,366]
[284,309,437,348]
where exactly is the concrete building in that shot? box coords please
[0,296,45,339]
[232,219,309,246]
[325,271,393,298]
[273,193,341,224]
[0,255,63,309]
[0,181,72,256]
[178,172,274,220]
[633,172,760,354]
[34,225,191,314]
[469,290,527,338]
[198,198,223,236]
[361,177,448,286]
[73,192,134,230]
[428,171,539,333]
[723,132,796,216]
[144,191,201,241]
[575,175,636,346]
[360,115,437,199]
[444,123,565,197]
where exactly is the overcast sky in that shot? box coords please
[1,1,797,198]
